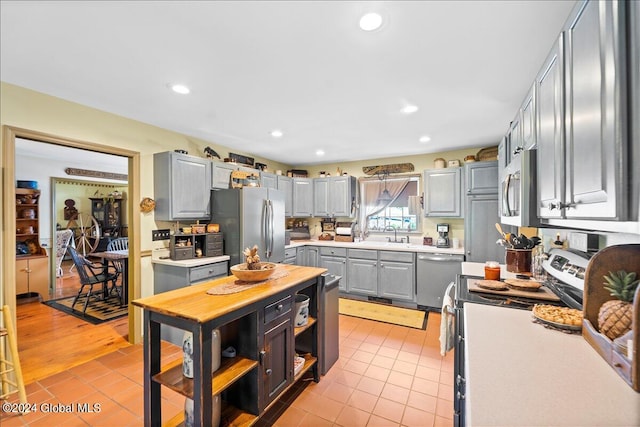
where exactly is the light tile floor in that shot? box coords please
[1,313,453,426]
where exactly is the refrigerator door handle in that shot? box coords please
[266,200,273,258]
[262,199,269,259]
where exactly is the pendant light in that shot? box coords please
[377,172,393,204]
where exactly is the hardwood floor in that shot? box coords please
[16,260,130,385]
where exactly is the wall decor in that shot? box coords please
[65,167,128,181]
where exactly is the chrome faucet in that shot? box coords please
[385,226,402,243]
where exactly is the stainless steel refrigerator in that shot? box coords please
[212,187,285,266]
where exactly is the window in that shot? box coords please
[361,176,420,233]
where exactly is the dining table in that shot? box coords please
[91,249,129,307]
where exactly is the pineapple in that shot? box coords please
[597,270,639,340]
[243,245,261,270]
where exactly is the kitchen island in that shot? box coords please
[464,303,640,426]
[133,264,327,426]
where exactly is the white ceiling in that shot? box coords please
[1,0,576,166]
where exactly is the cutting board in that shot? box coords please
[468,279,560,302]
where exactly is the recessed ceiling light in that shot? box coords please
[270,129,283,138]
[419,135,432,143]
[170,84,190,94]
[316,150,325,157]
[401,104,419,114]
[359,12,383,31]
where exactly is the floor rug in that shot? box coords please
[44,295,127,325]
[339,298,427,330]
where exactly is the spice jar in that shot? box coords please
[484,261,501,280]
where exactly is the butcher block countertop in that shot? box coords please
[133,264,326,324]
[464,303,640,426]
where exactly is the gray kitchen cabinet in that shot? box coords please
[319,247,347,291]
[154,151,211,220]
[520,84,536,150]
[378,251,415,302]
[465,161,498,195]
[313,178,330,217]
[465,194,504,263]
[562,0,627,220]
[296,246,306,266]
[277,175,293,217]
[260,171,278,189]
[292,178,314,217]
[211,161,236,189]
[313,176,356,217]
[536,35,565,219]
[464,161,503,263]
[346,249,378,296]
[306,246,320,267]
[283,247,297,265]
[507,112,522,166]
[423,168,463,217]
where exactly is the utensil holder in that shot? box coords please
[505,249,532,273]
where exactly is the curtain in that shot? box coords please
[358,177,410,236]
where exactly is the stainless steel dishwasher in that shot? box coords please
[416,253,464,309]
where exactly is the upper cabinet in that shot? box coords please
[211,162,236,189]
[561,0,628,220]
[313,176,356,217]
[277,175,293,217]
[536,35,565,219]
[465,161,498,195]
[423,168,463,218]
[292,178,314,217]
[154,151,211,220]
[260,171,278,189]
[520,84,537,151]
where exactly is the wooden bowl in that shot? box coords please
[230,262,277,282]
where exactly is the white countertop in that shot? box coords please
[286,239,465,255]
[151,248,229,267]
[464,303,640,426]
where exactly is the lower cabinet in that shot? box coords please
[347,249,379,296]
[319,247,347,291]
[283,247,297,265]
[378,251,416,302]
[347,249,416,302]
[262,317,293,408]
[16,254,49,301]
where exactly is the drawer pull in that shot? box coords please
[457,391,465,400]
[456,375,466,385]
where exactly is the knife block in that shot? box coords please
[582,244,640,392]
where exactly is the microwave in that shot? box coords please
[499,149,539,227]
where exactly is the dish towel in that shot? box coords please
[440,281,456,356]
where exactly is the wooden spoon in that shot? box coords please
[495,223,506,239]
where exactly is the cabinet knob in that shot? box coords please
[266,368,272,376]
[276,304,283,311]
[512,146,523,156]
[457,391,466,400]
[456,374,466,385]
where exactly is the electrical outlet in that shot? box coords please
[152,229,171,241]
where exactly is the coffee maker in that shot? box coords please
[436,223,450,248]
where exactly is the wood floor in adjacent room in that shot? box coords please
[4,261,454,426]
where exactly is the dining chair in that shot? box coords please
[54,229,73,277]
[68,246,117,315]
[106,237,128,298]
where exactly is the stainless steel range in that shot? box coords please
[452,248,591,426]
[456,248,590,311]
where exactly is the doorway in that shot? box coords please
[2,126,140,344]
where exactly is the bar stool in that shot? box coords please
[0,305,27,410]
